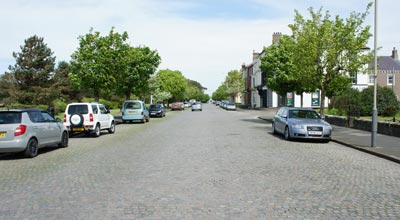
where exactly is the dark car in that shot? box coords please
[149,104,166,117]
[272,107,332,142]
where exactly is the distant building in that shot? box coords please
[370,47,400,100]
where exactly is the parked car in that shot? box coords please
[272,107,332,142]
[121,100,149,123]
[64,102,115,137]
[149,104,166,118]
[171,102,185,111]
[225,102,237,111]
[0,109,69,158]
[191,102,202,111]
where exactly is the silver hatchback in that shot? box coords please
[0,109,69,158]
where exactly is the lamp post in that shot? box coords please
[371,0,378,147]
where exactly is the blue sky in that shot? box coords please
[0,0,398,95]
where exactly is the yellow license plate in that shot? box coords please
[0,132,6,138]
[72,128,84,132]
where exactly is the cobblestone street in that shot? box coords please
[1,104,400,219]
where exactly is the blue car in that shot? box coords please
[121,100,150,123]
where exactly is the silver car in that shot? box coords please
[272,107,332,142]
[0,109,69,158]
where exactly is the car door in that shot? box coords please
[40,111,62,144]
[27,111,50,145]
[98,105,110,129]
[276,108,287,133]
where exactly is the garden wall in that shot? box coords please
[325,115,400,138]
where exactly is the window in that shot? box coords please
[350,73,357,84]
[369,74,374,84]
[388,73,395,85]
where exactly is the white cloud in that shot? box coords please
[1,0,399,95]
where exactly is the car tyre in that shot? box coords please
[58,131,69,148]
[284,126,291,141]
[146,117,150,122]
[272,122,277,135]
[24,138,38,158]
[93,124,101,137]
[108,121,115,134]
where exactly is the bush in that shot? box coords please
[332,88,361,117]
[360,86,399,116]
[382,105,399,117]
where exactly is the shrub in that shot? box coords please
[332,88,361,117]
[360,86,399,116]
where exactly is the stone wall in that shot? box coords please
[325,115,400,138]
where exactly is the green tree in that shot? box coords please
[212,84,229,101]
[289,4,372,117]
[333,87,362,117]
[261,36,299,106]
[117,46,161,99]
[7,35,56,104]
[70,28,129,102]
[157,69,187,102]
[51,61,82,102]
[185,79,207,101]
[223,70,244,101]
[148,74,171,104]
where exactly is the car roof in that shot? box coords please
[0,109,43,113]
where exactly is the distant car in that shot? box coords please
[191,102,202,111]
[272,107,332,142]
[149,104,166,117]
[0,109,69,158]
[64,102,115,137]
[121,100,149,123]
[225,102,236,111]
[171,102,184,111]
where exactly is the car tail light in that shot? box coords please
[89,113,93,122]
[63,114,66,123]
[14,125,27,136]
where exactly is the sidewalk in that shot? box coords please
[255,108,400,164]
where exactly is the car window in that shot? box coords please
[124,102,141,109]
[41,111,55,122]
[68,105,89,115]
[289,110,320,119]
[92,105,99,114]
[150,105,160,110]
[28,111,45,123]
[99,105,108,114]
[0,112,22,124]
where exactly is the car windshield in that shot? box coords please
[124,102,141,109]
[0,112,22,124]
[68,105,89,114]
[289,109,320,119]
[150,105,161,110]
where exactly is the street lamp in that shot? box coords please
[371,0,378,147]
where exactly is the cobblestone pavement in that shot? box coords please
[1,104,400,219]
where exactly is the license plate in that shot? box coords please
[129,111,138,114]
[72,128,84,132]
[150,113,156,115]
[0,132,6,138]
[308,131,322,135]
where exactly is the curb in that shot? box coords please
[257,116,400,164]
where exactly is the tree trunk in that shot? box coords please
[300,93,304,107]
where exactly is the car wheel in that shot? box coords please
[272,123,277,134]
[24,138,38,158]
[146,116,150,122]
[58,131,69,148]
[93,124,101,137]
[108,121,115,134]
[284,126,291,140]
[141,118,145,123]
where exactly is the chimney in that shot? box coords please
[252,50,260,61]
[392,47,398,60]
[272,32,282,45]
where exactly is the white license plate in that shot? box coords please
[308,131,322,135]
[150,113,156,115]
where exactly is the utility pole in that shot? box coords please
[371,0,378,147]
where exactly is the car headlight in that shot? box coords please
[291,124,303,129]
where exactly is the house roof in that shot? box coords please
[370,56,400,71]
